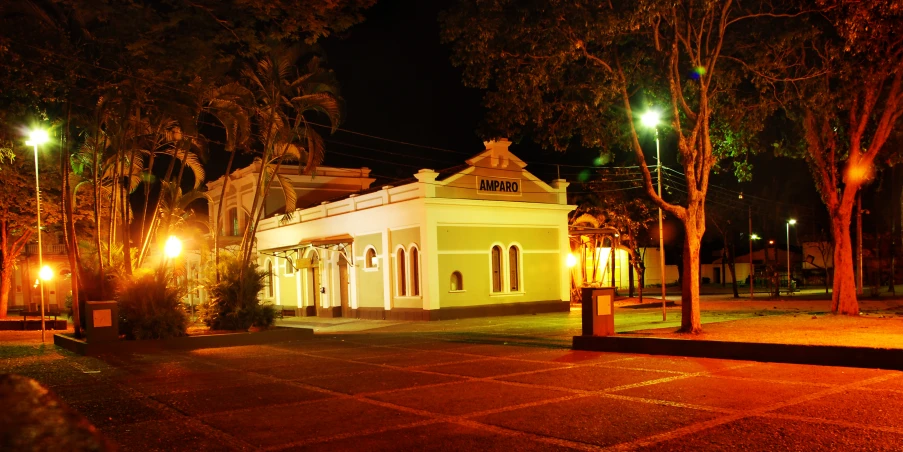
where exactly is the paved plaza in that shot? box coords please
[4,311,903,451]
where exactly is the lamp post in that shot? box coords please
[25,129,49,342]
[749,233,759,298]
[164,235,184,312]
[641,110,666,321]
[787,219,797,294]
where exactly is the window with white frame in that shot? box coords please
[491,245,503,293]
[489,244,523,294]
[396,248,407,296]
[410,246,420,296]
[508,245,520,291]
[365,247,378,269]
[450,271,463,291]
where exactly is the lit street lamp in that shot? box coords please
[749,233,759,298]
[164,235,183,259]
[640,110,667,321]
[787,219,797,294]
[163,235,188,315]
[25,128,49,342]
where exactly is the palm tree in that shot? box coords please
[238,47,343,268]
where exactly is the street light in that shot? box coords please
[566,253,577,268]
[749,233,759,298]
[25,128,49,342]
[164,235,182,259]
[787,219,797,294]
[641,110,667,321]
[39,265,53,282]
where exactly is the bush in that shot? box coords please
[201,254,276,330]
[117,269,189,340]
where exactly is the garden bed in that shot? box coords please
[54,326,314,356]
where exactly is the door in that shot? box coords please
[307,253,319,316]
[338,256,349,317]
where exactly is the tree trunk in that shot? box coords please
[830,207,859,315]
[679,215,703,334]
[0,264,10,319]
[214,146,238,281]
[628,259,634,298]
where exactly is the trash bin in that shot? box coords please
[85,301,118,343]
[581,287,616,336]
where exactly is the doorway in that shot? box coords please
[338,254,350,317]
[306,251,319,316]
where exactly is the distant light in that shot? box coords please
[164,235,182,258]
[26,129,50,146]
[566,253,577,268]
[751,234,760,240]
[738,192,743,199]
[788,219,797,225]
[768,240,775,245]
[640,111,660,129]
[39,265,53,281]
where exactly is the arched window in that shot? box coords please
[396,248,407,296]
[508,245,520,291]
[450,271,463,291]
[491,245,503,293]
[365,247,378,269]
[265,260,274,298]
[410,247,420,296]
[226,208,239,236]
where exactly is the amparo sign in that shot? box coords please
[477,176,521,195]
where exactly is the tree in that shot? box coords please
[757,1,903,314]
[442,0,789,332]
[0,149,61,318]
[237,48,343,269]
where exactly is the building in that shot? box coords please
[7,241,72,315]
[253,139,575,320]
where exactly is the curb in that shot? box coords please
[572,335,903,371]
[54,327,315,356]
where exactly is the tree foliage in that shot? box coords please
[752,0,903,314]
[441,0,790,332]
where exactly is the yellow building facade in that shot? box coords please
[254,140,575,320]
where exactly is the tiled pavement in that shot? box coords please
[4,315,903,451]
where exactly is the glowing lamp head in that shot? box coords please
[768,240,775,245]
[788,219,797,225]
[39,265,53,281]
[640,111,660,129]
[566,253,578,268]
[26,129,50,147]
[750,234,760,240]
[164,236,182,259]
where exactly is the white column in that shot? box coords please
[423,207,439,311]
[558,223,570,302]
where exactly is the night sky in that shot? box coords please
[210,0,895,261]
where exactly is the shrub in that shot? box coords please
[117,269,189,340]
[201,254,277,330]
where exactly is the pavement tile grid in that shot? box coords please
[9,333,903,451]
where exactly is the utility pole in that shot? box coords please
[749,206,754,298]
[656,128,666,321]
[857,192,864,295]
